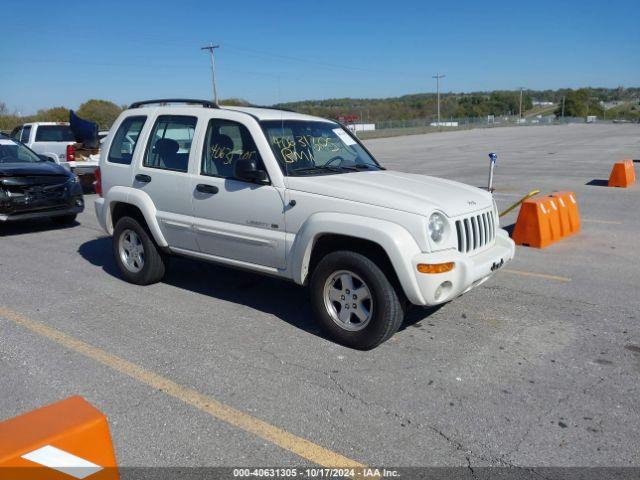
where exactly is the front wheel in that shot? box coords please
[310,251,404,349]
[113,216,167,285]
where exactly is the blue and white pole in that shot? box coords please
[488,152,497,192]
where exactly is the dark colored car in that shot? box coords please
[0,134,84,224]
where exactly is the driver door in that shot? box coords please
[190,114,286,269]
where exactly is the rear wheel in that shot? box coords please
[50,214,77,225]
[113,216,166,285]
[310,251,404,349]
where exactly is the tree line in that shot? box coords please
[2,87,638,133]
[0,99,124,132]
[275,87,639,122]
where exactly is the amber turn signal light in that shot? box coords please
[417,262,455,274]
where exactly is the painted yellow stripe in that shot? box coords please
[582,219,623,225]
[0,306,364,469]
[502,269,571,282]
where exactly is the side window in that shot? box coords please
[20,126,31,143]
[144,115,197,173]
[11,127,22,141]
[201,118,263,178]
[108,116,146,165]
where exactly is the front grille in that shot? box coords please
[455,210,496,254]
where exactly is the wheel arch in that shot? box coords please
[308,234,403,295]
[103,187,168,247]
[291,212,425,304]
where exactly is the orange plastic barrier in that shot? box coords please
[512,196,562,248]
[549,191,580,237]
[608,159,636,188]
[0,396,118,480]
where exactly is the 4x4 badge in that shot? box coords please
[491,259,505,271]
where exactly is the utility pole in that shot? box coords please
[561,96,565,120]
[201,43,220,104]
[432,73,445,126]
[519,87,524,119]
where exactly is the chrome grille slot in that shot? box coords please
[455,209,496,254]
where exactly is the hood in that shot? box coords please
[286,170,493,217]
[0,161,70,178]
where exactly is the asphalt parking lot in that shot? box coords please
[1,124,639,472]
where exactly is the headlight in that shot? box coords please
[428,212,447,243]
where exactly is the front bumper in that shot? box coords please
[0,181,84,222]
[0,199,84,221]
[411,229,515,305]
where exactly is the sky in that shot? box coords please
[2,0,639,114]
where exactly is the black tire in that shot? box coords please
[310,250,404,350]
[112,216,167,285]
[50,214,77,225]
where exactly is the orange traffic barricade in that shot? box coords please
[512,195,563,248]
[608,159,636,188]
[0,396,118,480]
[549,191,580,237]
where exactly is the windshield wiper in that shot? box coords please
[289,165,346,175]
[289,164,382,175]
[337,164,382,171]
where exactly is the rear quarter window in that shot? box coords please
[35,125,75,142]
[108,116,147,165]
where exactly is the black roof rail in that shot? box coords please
[249,105,296,113]
[129,99,219,109]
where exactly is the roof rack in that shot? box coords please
[249,105,296,113]
[129,99,219,109]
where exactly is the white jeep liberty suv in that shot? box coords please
[95,99,515,349]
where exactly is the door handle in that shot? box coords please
[196,183,219,194]
[135,174,152,183]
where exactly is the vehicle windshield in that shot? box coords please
[0,137,44,163]
[261,120,382,176]
[35,125,75,142]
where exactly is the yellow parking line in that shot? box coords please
[502,269,571,282]
[582,219,623,225]
[0,306,364,469]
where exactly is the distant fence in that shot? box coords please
[372,115,614,130]
[355,115,631,139]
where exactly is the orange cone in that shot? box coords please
[608,160,636,188]
[0,396,118,479]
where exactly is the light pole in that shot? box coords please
[201,43,220,104]
[432,73,445,126]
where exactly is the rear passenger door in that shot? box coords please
[135,114,199,251]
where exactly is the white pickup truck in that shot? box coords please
[11,122,99,176]
[95,99,515,349]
